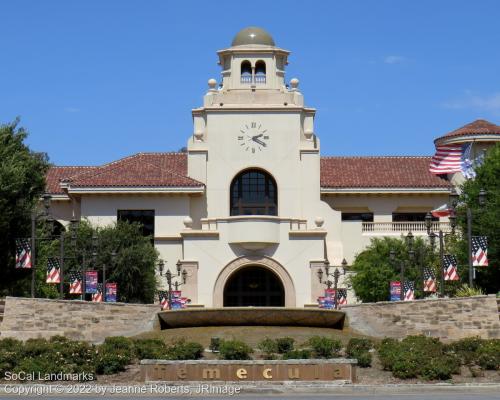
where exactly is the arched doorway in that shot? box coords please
[223,266,285,307]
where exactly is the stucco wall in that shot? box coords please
[343,295,500,340]
[0,297,159,343]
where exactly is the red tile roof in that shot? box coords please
[46,166,97,194]
[47,153,450,194]
[320,156,450,189]
[46,153,203,194]
[435,119,500,143]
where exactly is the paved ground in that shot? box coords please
[1,384,500,399]
[1,395,499,400]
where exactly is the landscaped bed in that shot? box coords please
[0,332,498,384]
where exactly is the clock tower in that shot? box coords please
[187,27,323,224]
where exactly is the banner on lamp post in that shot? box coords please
[390,281,401,301]
[105,282,117,302]
[85,271,98,294]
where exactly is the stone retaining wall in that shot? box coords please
[0,297,159,343]
[343,295,500,340]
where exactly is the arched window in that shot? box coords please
[240,60,252,84]
[255,60,266,84]
[230,169,277,216]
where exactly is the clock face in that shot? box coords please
[237,122,269,153]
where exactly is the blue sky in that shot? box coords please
[1,0,499,166]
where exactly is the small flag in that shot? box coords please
[443,254,459,281]
[429,144,462,175]
[158,290,169,310]
[15,238,32,269]
[403,281,415,301]
[472,236,488,267]
[92,283,103,302]
[423,267,437,292]
[46,258,61,284]
[431,204,452,218]
[336,288,348,305]
[69,271,83,294]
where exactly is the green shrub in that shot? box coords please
[218,339,253,360]
[392,357,419,379]
[354,351,372,368]
[347,338,373,355]
[445,336,483,365]
[257,338,278,359]
[95,336,135,374]
[276,337,295,354]
[455,284,484,297]
[377,338,399,370]
[165,339,204,360]
[0,338,24,378]
[102,337,135,355]
[421,356,460,380]
[133,339,167,360]
[346,338,373,368]
[282,349,312,359]
[95,351,130,375]
[477,340,500,370]
[308,336,342,358]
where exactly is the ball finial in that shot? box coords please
[290,78,299,90]
[183,216,193,229]
[208,79,217,90]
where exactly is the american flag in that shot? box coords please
[403,281,415,301]
[472,236,488,267]
[429,144,462,175]
[46,258,61,284]
[336,288,348,305]
[423,267,437,292]
[92,283,103,302]
[158,290,169,310]
[15,238,32,269]
[69,271,83,294]
[443,254,459,281]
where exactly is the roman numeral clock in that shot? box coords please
[237,122,270,153]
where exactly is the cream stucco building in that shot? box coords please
[46,27,500,307]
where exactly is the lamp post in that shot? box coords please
[160,259,188,310]
[425,189,457,296]
[29,194,52,297]
[447,187,487,287]
[316,258,346,309]
[389,249,404,301]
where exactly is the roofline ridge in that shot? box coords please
[320,155,431,159]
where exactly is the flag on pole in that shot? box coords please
[403,281,415,301]
[46,258,61,284]
[472,236,488,267]
[423,267,437,292]
[158,291,169,310]
[69,271,83,294]
[443,254,459,281]
[429,144,462,175]
[15,238,32,269]
[336,288,348,305]
[92,283,103,302]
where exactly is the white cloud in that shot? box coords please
[384,55,406,64]
[64,107,80,113]
[441,92,500,115]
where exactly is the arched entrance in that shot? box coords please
[223,266,285,307]
[213,256,296,307]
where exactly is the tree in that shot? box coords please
[455,143,500,294]
[348,236,440,303]
[0,119,49,296]
[37,220,159,303]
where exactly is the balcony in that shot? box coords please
[362,221,451,234]
[240,75,266,84]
